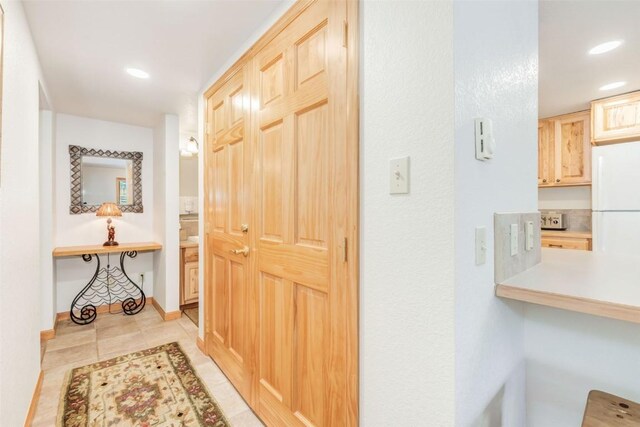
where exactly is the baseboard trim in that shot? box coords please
[165,310,182,321]
[56,297,155,322]
[151,298,182,321]
[40,329,56,341]
[24,370,44,426]
[196,337,206,354]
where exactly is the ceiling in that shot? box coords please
[540,1,640,118]
[23,0,285,131]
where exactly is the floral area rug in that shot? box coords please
[58,342,229,426]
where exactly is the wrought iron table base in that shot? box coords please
[70,251,146,325]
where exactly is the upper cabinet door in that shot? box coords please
[538,120,554,186]
[553,111,591,185]
[592,91,640,145]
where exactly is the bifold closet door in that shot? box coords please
[252,1,352,426]
[204,65,255,402]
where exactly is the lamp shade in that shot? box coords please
[96,202,122,217]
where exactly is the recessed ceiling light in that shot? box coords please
[599,81,626,91]
[126,68,150,79]
[589,40,623,55]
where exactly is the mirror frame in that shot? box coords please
[69,145,143,214]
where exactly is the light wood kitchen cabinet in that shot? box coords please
[538,111,591,187]
[180,246,199,305]
[592,91,640,145]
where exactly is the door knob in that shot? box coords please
[230,246,250,257]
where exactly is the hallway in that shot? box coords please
[34,307,262,426]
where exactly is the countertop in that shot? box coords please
[541,230,592,239]
[53,242,162,257]
[180,240,199,249]
[496,248,640,324]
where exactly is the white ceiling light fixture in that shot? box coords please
[599,81,626,91]
[125,67,150,79]
[588,40,623,55]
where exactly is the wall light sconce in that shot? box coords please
[180,137,199,157]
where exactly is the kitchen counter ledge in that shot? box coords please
[496,248,640,324]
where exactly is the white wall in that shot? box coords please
[538,186,591,210]
[39,109,56,330]
[525,306,640,426]
[179,155,198,197]
[152,114,180,313]
[361,1,455,424]
[454,1,538,425]
[54,114,154,312]
[0,0,49,423]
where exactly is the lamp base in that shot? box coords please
[103,241,119,247]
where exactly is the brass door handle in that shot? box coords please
[230,246,250,257]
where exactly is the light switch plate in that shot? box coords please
[475,226,487,265]
[390,156,409,194]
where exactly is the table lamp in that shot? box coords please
[96,202,122,246]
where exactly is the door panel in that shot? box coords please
[204,66,254,401]
[295,103,329,247]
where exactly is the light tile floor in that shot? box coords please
[33,306,263,426]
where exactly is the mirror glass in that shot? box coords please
[81,156,133,206]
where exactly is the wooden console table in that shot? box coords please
[53,242,162,325]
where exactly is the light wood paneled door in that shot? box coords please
[204,66,255,402]
[251,1,353,425]
[204,0,358,425]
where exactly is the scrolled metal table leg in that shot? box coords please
[119,251,146,315]
[69,254,100,325]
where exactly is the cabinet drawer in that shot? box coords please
[542,237,591,250]
[184,247,199,262]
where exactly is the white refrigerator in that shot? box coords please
[592,141,640,255]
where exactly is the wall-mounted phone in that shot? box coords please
[475,118,496,161]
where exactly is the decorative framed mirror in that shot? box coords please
[69,145,143,214]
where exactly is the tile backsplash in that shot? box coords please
[494,212,541,283]
[539,209,591,231]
